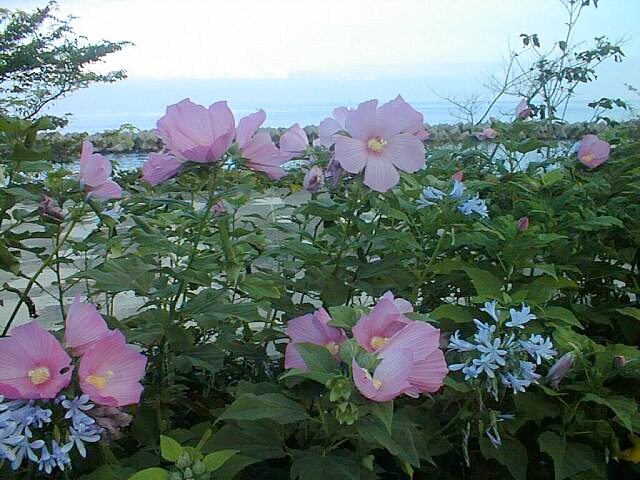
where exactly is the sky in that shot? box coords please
[5,0,640,128]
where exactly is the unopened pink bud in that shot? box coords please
[451,171,464,182]
[547,352,574,389]
[210,200,225,216]
[613,355,626,369]
[39,195,65,221]
[303,165,325,192]
[516,99,532,119]
[517,216,529,231]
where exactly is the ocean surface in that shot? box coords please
[59,100,638,134]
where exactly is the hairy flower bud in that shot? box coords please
[517,216,529,232]
[176,452,192,469]
[303,165,325,192]
[613,355,627,369]
[451,171,464,182]
[39,195,65,221]
[91,406,133,443]
[546,352,574,389]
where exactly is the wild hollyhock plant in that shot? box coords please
[448,301,557,399]
[577,134,610,169]
[285,308,348,371]
[155,98,235,163]
[78,140,122,200]
[235,109,287,179]
[334,95,427,192]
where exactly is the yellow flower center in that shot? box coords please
[371,378,383,390]
[325,342,339,356]
[28,367,51,385]
[582,153,594,163]
[367,138,387,152]
[370,336,388,350]
[87,370,115,390]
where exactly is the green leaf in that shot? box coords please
[479,436,528,480]
[431,260,503,298]
[208,420,285,461]
[582,393,637,432]
[203,449,239,472]
[291,449,360,480]
[0,240,20,274]
[217,393,308,424]
[429,304,473,324]
[370,401,394,434]
[159,435,183,462]
[328,306,359,328]
[240,273,281,299]
[616,308,640,321]
[543,306,583,329]
[538,432,599,480]
[128,468,170,480]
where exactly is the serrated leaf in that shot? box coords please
[582,393,637,432]
[128,467,170,480]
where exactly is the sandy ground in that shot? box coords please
[0,192,310,333]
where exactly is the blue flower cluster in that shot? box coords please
[448,301,557,399]
[417,181,489,217]
[0,394,103,474]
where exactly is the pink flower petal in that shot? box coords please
[363,155,399,192]
[64,295,111,356]
[381,291,413,313]
[284,343,308,370]
[345,99,378,141]
[334,136,368,174]
[373,348,414,401]
[332,106,349,128]
[352,296,411,352]
[141,153,183,186]
[236,110,266,149]
[279,124,309,158]
[378,321,440,362]
[318,117,343,147]
[87,180,122,200]
[352,359,380,400]
[408,349,448,393]
[380,133,426,173]
[79,141,112,187]
[376,95,424,138]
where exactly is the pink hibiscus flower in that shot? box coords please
[156,98,235,163]
[64,295,112,356]
[236,110,287,179]
[79,141,122,200]
[284,308,347,371]
[0,322,73,399]
[578,134,610,169]
[352,292,412,352]
[79,330,147,407]
[334,96,426,192]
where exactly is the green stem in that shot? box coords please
[2,216,80,336]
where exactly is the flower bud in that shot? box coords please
[91,406,133,443]
[451,171,464,182]
[192,460,206,475]
[473,127,497,141]
[170,472,183,480]
[516,99,532,119]
[176,452,192,469]
[546,352,574,388]
[39,195,65,221]
[183,467,194,479]
[517,216,529,232]
[210,200,225,216]
[303,165,325,192]
[613,355,627,369]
